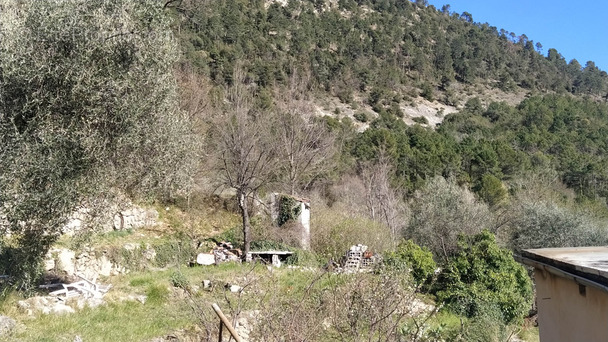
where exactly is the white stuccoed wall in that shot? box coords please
[299,202,310,250]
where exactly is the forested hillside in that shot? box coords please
[171,0,607,101]
[170,0,608,203]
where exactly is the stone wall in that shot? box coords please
[61,203,159,236]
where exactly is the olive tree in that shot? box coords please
[0,0,195,289]
[407,176,492,261]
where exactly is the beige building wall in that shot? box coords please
[535,269,608,342]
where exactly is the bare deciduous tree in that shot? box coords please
[213,67,277,257]
[274,69,336,196]
[360,154,407,241]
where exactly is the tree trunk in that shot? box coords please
[238,190,251,259]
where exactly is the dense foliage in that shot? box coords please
[434,231,533,325]
[384,239,436,285]
[350,94,608,206]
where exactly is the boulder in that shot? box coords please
[51,303,75,315]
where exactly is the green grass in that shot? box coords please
[1,266,201,341]
[13,300,194,342]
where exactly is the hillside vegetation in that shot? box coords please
[2,0,608,341]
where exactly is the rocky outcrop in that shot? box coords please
[17,296,76,316]
[45,247,127,279]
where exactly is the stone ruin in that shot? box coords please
[269,193,311,250]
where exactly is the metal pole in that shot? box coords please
[212,303,242,342]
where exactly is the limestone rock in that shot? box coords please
[125,294,147,304]
[113,207,159,231]
[18,296,75,316]
[76,297,105,310]
[51,303,76,315]
[45,248,76,275]
[0,315,16,336]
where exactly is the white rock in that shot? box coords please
[127,294,147,304]
[229,285,242,293]
[0,315,16,336]
[196,253,215,265]
[123,243,139,251]
[45,248,76,275]
[202,280,212,289]
[76,297,105,309]
[51,303,75,315]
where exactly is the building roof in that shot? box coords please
[520,246,608,288]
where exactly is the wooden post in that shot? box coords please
[212,303,242,342]
[218,320,223,342]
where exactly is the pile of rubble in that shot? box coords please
[196,241,242,265]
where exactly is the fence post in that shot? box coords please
[212,303,242,342]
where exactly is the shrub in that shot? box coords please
[277,195,301,227]
[312,205,394,261]
[412,116,429,125]
[170,271,190,289]
[354,112,369,123]
[421,82,434,101]
[384,240,436,286]
[286,249,322,267]
[434,231,533,325]
[475,173,507,206]
[152,239,196,267]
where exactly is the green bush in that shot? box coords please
[510,201,608,251]
[475,173,507,206]
[169,271,190,289]
[407,177,491,261]
[152,239,196,267]
[412,116,429,125]
[286,249,323,267]
[384,240,436,286]
[421,82,434,101]
[434,231,533,325]
[354,112,369,123]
